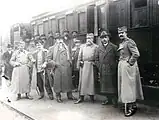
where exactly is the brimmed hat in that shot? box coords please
[7,44,13,48]
[100,31,110,38]
[118,26,127,33]
[86,33,94,38]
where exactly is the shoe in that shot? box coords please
[124,109,134,117]
[56,98,63,103]
[68,96,77,100]
[49,96,54,100]
[74,97,84,104]
[38,95,44,99]
[7,97,11,103]
[124,103,137,117]
[16,94,21,100]
[102,100,109,105]
[26,94,33,100]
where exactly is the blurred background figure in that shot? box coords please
[44,31,55,49]
[2,44,14,81]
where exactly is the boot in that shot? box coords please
[124,103,134,117]
[74,95,84,104]
[56,93,63,103]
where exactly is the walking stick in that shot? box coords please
[36,87,40,96]
[43,69,46,93]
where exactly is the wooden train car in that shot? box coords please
[30,0,159,101]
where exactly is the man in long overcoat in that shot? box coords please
[95,31,118,106]
[10,41,35,100]
[117,26,144,117]
[74,33,98,104]
[47,35,76,103]
[2,44,13,80]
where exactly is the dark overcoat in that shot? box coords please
[95,42,118,94]
[47,41,73,93]
[2,51,13,80]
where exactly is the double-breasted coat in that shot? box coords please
[47,40,73,93]
[2,51,13,80]
[95,42,118,94]
[117,38,144,103]
[77,44,98,95]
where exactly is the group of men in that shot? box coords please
[1,26,144,117]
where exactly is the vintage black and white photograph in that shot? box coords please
[0,0,159,119]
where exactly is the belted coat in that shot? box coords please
[47,40,73,93]
[117,38,144,103]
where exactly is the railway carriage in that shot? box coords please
[11,0,159,102]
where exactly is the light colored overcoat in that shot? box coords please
[117,38,144,103]
[10,50,34,94]
[77,43,98,95]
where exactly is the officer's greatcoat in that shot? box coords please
[117,38,144,103]
[77,44,98,95]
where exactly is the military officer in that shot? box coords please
[117,26,144,117]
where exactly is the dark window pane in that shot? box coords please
[58,18,65,34]
[78,12,86,33]
[66,14,73,33]
[51,19,56,33]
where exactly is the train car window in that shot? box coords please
[134,0,147,8]
[78,12,87,33]
[38,24,44,35]
[66,14,73,33]
[44,21,49,36]
[58,18,65,34]
[98,5,106,30]
[33,25,38,36]
[51,19,56,33]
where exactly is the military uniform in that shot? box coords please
[117,26,144,117]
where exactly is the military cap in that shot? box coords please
[72,31,78,34]
[63,30,69,33]
[118,26,127,33]
[100,31,110,38]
